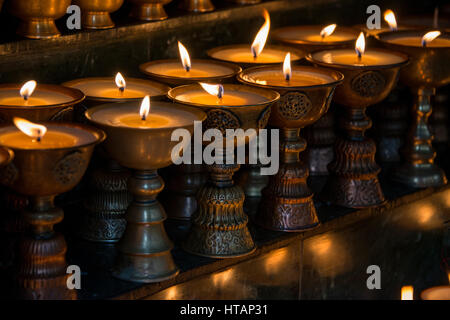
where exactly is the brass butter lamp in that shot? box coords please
[63,75,170,243]
[376,30,450,188]
[128,0,172,21]
[168,83,279,258]
[140,42,242,222]
[8,0,71,39]
[272,24,359,176]
[0,120,105,299]
[238,57,344,231]
[73,0,124,29]
[86,99,206,282]
[307,33,409,208]
[180,0,214,13]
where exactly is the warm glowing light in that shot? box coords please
[199,83,224,99]
[178,41,191,72]
[212,269,234,287]
[384,10,397,31]
[115,73,126,92]
[251,9,270,58]
[447,271,450,284]
[140,95,150,121]
[401,286,414,300]
[355,32,365,58]
[422,31,441,47]
[13,117,47,142]
[320,24,337,38]
[20,80,37,101]
[283,52,291,81]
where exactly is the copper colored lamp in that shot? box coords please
[377,30,450,188]
[307,48,408,208]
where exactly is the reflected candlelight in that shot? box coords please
[20,80,37,101]
[401,286,414,300]
[384,10,397,31]
[251,9,270,58]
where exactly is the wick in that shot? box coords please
[285,74,291,82]
[36,130,41,142]
[422,40,427,48]
[141,115,147,121]
[251,47,258,60]
[185,66,191,72]
[119,87,125,93]
[23,95,29,101]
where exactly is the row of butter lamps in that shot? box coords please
[0,9,448,299]
[3,0,263,39]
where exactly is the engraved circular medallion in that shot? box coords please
[204,109,240,135]
[258,106,271,129]
[351,71,385,97]
[53,152,86,185]
[0,162,18,186]
[278,92,312,120]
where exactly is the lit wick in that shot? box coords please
[140,95,150,121]
[200,83,224,101]
[283,52,291,83]
[251,9,270,61]
[355,32,365,61]
[178,41,191,73]
[422,31,441,48]
[320,24,337,41]
[115,73,126,94]
[20,80,37,102]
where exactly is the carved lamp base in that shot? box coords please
[393,88,448,188]
[183,162,256,258]
[257,128,319,232]
[112,170,179,283]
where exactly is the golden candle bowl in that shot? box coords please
[307,49,408,208]
[0,123,105,299]
[140,59,242,87]
[180,0,214,13]
[8,0,72,39]
[0,84,85,123]
[238,66,344,231]
[86,101,206,283]
[168,84,280,258]
[73,0,124,29]
[63,77,170,242]
[128,0,172,21]
[376,30,450,188]
[272,25,360,53]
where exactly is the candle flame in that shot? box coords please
[199,83,224,99]
[384,10,397,31]
[283,52,291,82]
[20,80,37,101]
[422,31,441,47]
[178,41,191,72]
[401,286,414,300]
[251,9,270,58]
[13,117,47,142]
[140,96,150,121]
[355,32,365,58]
[320,24,337,38]
[115,73,126,92]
